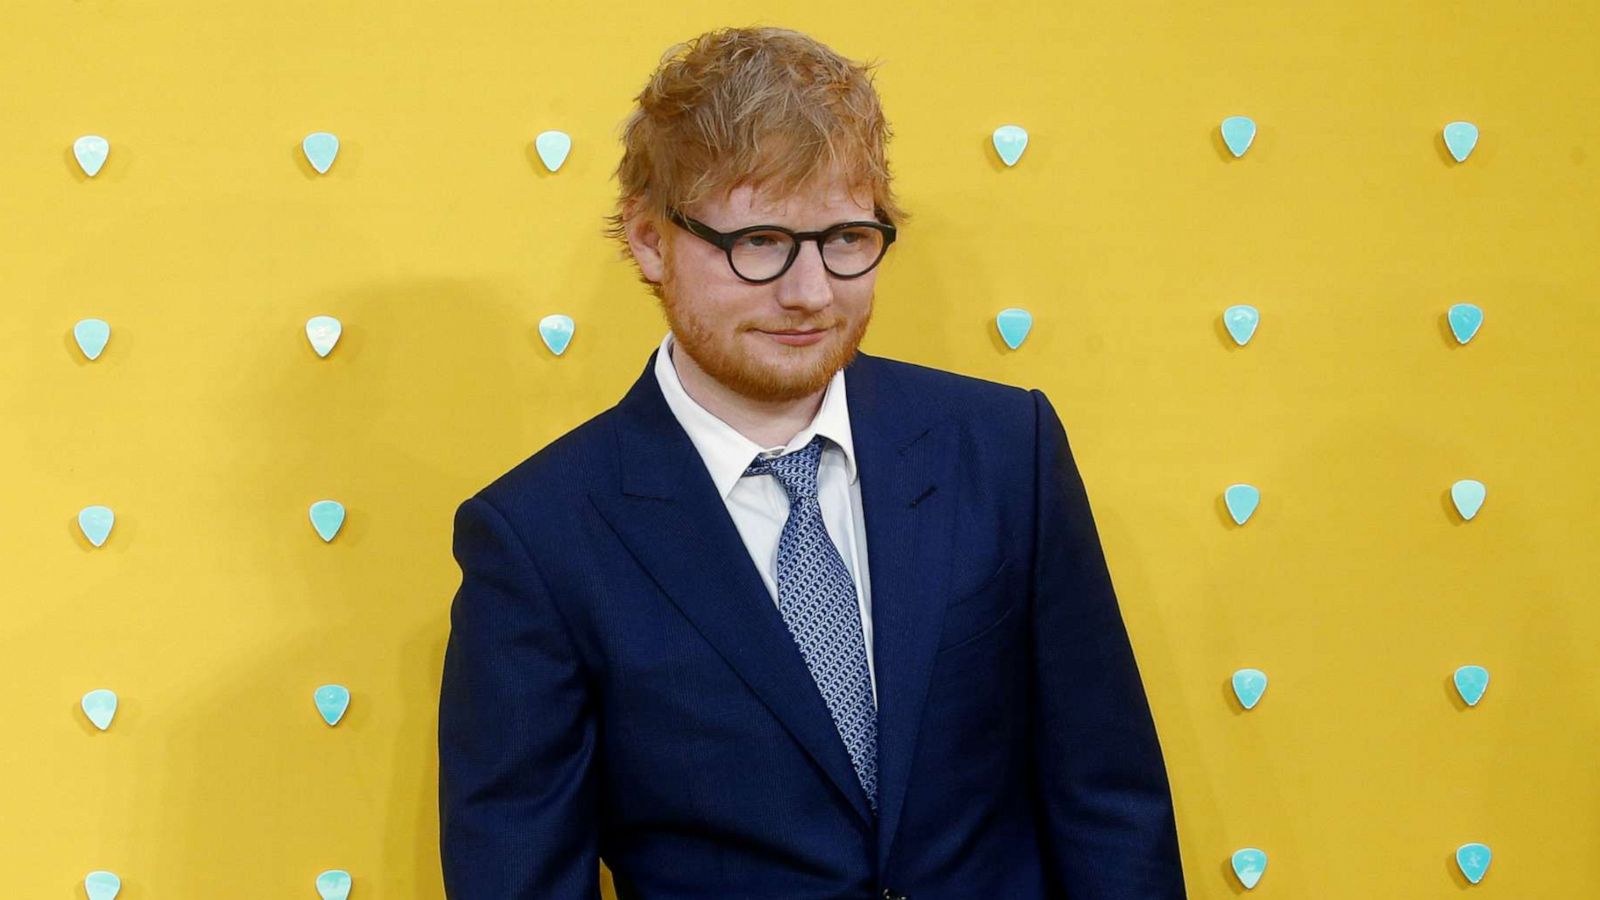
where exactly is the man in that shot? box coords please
[438,25,1186,900]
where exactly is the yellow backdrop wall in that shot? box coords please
[3,1,1597,896]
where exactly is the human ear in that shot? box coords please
[624,200,668,285]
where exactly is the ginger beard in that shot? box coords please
[658,242,874,404]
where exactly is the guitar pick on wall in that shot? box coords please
[314,684,351,726]
[1231,669,1268,710]
[316,869,353,899]
[302,131,340,174]
[539,314,575,355]
[1223,305,1259,346]
[78,505,115,547]
[1443,121,1479,163]
[309,500,346,542]
[306,315,343,357]
[1231,848,1267,889]
[1453,665,1490,706]
[74,318,111,360]
[1223,484,1260,525]
[81,689,118,730]
[84,870,121,900]
[1448,303,1484,344]
[1456,843,1492,884]
[994,308,1032,349]
[1450,479,1486,521]
[991,125,1028,167]
[1220,116,1256,158]
[535,130,572,172]
[73,135,109,177]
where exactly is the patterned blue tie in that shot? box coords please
[742,434,878,814]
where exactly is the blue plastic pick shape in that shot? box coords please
[1456,842,1491,884]
[309,500,346,542]
[316,869,353,900]
[315,864,353,890]
[1224,484,1260,525]
[1223,305,1259,346]
[535,130,572,172]
[306,315,342,357]
[85,870,121,900]
[1231,848,1267,889]
[1221,116,1256,158]
[74,135,110,177]
[315,684,351,726]
[1454,665,1490,706]
[75,318,111,360]
[539,314,575,355]
[991,125,1028,167]
[1443,122,1479,163]
[1232,668,1268,710]
[1451,479,1486,521]
[303,131,340,174]
[82,689,118,730]
[1448,303,1484,344]
[995,308,1032,349]
[78,505,115,547]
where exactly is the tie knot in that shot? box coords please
[743,434,826,500]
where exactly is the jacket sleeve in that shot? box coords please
[438,494,600,899]
[1027,389,1187,899]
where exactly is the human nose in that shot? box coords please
[773,239,833,311]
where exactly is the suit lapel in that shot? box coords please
[587,347,959,865]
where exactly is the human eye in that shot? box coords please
[733,229,790,251]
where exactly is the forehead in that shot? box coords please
[705,170,874,223]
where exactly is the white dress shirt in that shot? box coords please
[653,330,877,703]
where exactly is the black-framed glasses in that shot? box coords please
[666,207,897,284]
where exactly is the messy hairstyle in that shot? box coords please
[602,26,909,296]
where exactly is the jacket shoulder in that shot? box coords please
[463,405,619,514]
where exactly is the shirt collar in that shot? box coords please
[653,329,859,500]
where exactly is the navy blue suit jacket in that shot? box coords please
[438,348,1185,899]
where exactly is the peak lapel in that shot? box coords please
[844,352,961,873]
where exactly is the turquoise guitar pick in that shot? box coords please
[1448,303,1483,344]
[1221,116,1256,158]
[85,870,121,900]
[1451,479,1486,520]
[1224,305,1259,346]
[991,125,1028,167]
[309,500,346,542]
[82,689,118,730]
[539,314,575,356]
[74,135,110,177]
[306,315,342,358]
[1443,121,1479,163]
[1454,665,1489,706]
[1224,484,1260,525]
[1231,848,1267,889]
[1231,668,1268,710]
[535,130,572,172]
[302,131,340,174]
[995,308,1032,349]
[78,505,115,547]
[314,684,351,726]
[74,318,111,360]
[316,869,353,900]
[1456,842,1491,884]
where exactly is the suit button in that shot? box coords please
[880,891,908,900]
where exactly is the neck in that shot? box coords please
[671,340,825,449]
